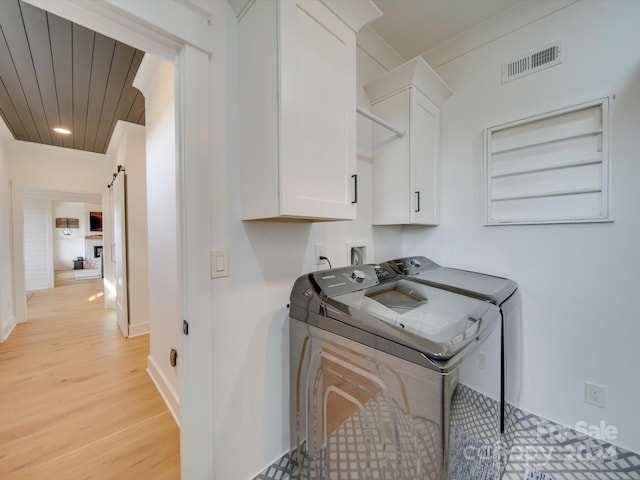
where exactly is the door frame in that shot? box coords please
[21,1,216,478]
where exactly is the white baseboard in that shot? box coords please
[128,321,150,337]
[147,355,180,426]
[0,315,16,343]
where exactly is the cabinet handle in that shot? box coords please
[415,191,420,212]
[352,174,358,204]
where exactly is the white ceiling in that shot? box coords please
[369,0,524,59]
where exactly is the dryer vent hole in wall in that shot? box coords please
[350,246,367,266]
[502,43,561,83]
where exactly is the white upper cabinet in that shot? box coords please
[365,57,452,225]
[237,0,381,221]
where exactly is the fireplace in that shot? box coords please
[94,245,103,258]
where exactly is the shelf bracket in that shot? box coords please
[357,106,405,138]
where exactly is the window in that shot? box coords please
[485,97,611,225]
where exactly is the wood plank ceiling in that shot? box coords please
[0,0,145,154]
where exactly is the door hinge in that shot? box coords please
[183,319,189,335]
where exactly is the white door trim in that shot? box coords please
[21,1,215,478]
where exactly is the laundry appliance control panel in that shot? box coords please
[390,256,440,276]
[311,263,399,297]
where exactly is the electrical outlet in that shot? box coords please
[315,243,326,266]
[478,352,486,370]
[585,382,605,408]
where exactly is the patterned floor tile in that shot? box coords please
[291,392,442,480]
[502,408,640,480]
[254,454,291,480]
[256,385,640,480]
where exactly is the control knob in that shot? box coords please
[351,270,366,283]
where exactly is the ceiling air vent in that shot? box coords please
[502,43,561,83]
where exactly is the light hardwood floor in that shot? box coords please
[0,278,180,479]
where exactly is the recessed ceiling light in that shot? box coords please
[53,127,72,135]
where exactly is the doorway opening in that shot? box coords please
[10,1,216,476]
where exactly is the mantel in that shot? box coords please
[85,235,103,240]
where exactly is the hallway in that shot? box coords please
[0,279,179,479]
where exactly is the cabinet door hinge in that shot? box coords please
[183,320,189,335]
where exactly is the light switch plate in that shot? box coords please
[211,248,229,279]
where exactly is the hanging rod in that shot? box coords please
[356,106,405,138]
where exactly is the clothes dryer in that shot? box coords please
[389,256,521,467]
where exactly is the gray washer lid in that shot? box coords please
[412,266,517,306]
[327,280,501,361]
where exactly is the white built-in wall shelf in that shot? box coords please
[485,97,612,225]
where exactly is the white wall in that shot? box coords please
[8,139,113,323]
[403,0,640,454]
[134,56,180,421]
[22,191,54,290]
[108,121,150,336]
[0,125,14,342]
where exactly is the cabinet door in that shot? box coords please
[371,89,411,225]
[410,88,440,225]
[278,0,356,220]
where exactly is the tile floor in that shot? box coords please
[254,384,640,480]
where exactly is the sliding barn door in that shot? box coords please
[111,172,129,338]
